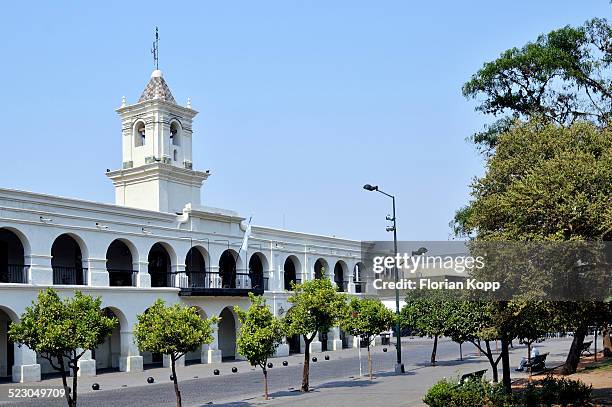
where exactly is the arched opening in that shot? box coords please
[314,258,327,280]
[185,307,208,365]
[218,250,237,289]
[334,261,347,292]
[106,240,136,287]
[248,253,265,291]
[218,307,236,361]
[354,262,365,293]
[51,234,85,285]
[319,331,328,352]
[134,121,146,147]
[0,228,27,284]
[283,256,300,290]
[0,307,17,379]
[288,334,301,354]
[148,243,172,288]
[170,121,181,146]
[185,247,206,288]
[93,308,124,373]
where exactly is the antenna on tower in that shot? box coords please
[151,27,159,70]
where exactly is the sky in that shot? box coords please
[0,1,609,241]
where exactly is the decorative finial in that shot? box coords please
[121,96,126,107]
[151,27,159,70]
[187,97,192,109]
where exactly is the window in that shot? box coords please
[134,121,146,147]
[170,121,180,146]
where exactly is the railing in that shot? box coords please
[53,267,87,285]
[354,281,364,293]
[0,264,28,284]
[180,270,267,292]
[107,269,137,287]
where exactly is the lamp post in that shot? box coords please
[363,184,404,373]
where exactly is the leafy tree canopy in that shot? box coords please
[340,297,395,344]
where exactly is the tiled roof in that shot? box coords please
[138,70,176,103]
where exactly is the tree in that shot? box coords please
[9,289,116,407]
[453,120,612,381]
[234,293,284,400]
[340,297,395,380]
[401,289,454,366]
[463,18,612,151]
[511,301,552,368]
[285,278,347,392]
[134,300,216,407]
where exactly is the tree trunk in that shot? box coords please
[262,366,269,400]
[562,322,588,375]
[58,356,75,407]
[171,354,182,407]
[430,334,438,366]
[527,342,532,365]
[481,340,499,383]
[301,335,312,392]
[501,336,511,393]
[459,342,463,361]
[594,327,598,362]
[367,344,373,381]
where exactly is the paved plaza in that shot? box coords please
[0,337,576,406]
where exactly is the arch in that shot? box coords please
[170,120,181,146]
[0,228,28,284]
[248,252,267,290]
[133,120,146,147]
[185,306,209,364]
[334,260,348,292]
[283,255,301,291]
[353,262,366,293]
[314,258,328,280]
[106,239,137,287]
[218,249,240,289]
[94,307,125,372]
[51,233,86,285]
[148,242,174,288]
[185,246,208,288]
[218,307,237,360]
[0,306,18,378]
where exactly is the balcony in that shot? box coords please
[108,269,138,287]
[178,270,268,297]
[53,266,87,285]
[0,264,28,284]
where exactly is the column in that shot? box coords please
[274,336,289,357]
[173,264,187,288]
[301,333,322,353]
[87,258,109,287]
[163,353,184,368]
[75,349,96,377]
[119,331,143,373]
[12,345,41,383]
[206,326,222,363]
[135,260,151,288]
[26,253,53,285]
[327,327,343,351]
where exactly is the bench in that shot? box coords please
[459,369,487,385]
[580,341,593,356]
[524,353,548,373]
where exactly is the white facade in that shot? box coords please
[0,70,368,383]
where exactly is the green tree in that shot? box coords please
[511,301,552,367]
[8,289,116,407]
[234,293,284,400]
[463,18,612,151]
[453,120,612,381]
[285,278,347,392]
[340,297,395,380]
[401,289,453,366]
[134,300,216,407]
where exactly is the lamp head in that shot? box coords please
[363,184,378,191]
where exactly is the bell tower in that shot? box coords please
[107,69,209,213]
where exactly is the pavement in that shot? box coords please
[0,336,579,407]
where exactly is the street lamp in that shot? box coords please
[363,183,404,374]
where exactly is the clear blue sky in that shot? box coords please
[0,1,608,241]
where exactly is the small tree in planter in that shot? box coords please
[9,289,116,407]
[135,300,216,407]
[235,293,284,400]
[340,297,395,380]
[285,278,347,392]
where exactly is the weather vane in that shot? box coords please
[151,27,159,70]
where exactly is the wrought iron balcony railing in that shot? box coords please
[52,266,87,285]
[0,264,28,284]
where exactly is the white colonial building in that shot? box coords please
[0,69,368,383]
